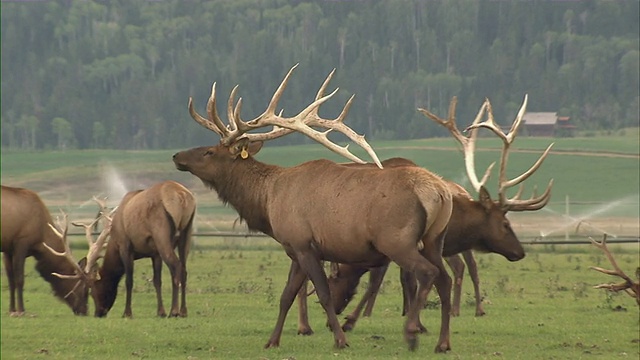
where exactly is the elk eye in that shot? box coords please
[203,149,213,156]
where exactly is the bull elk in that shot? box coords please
[0,185,93,316]
[90,180,196,318]
[300,95,554,333]
[173,65,455,352]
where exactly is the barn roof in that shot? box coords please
[523,112,558,126]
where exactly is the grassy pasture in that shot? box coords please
[1,134,638,236]
[1,133,639,358]
[1,243,638,359]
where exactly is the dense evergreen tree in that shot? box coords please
[1,0,638,150]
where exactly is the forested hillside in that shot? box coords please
[1,0,638,150]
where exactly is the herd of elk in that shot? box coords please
[1,185,91,316]
[13,65,619,356]
[2,181,195,319]
[295,95,555,333]
[173,64,455,352]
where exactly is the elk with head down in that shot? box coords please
[0,185,97,316]
[172,65,454,352]
[297,95,554,333]
[89,180,196,318]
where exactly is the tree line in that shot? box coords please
[1,0,638,150]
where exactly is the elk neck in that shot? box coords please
[442,195,488,257]
[206,157,278,236]
[97,237,126,288]
[32,241,81,304]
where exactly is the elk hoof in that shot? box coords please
[334,339,349,349]
[434,342,451,353]
[476,310,486,317]
[407,337,419,352]
[342,322,354,332]
[10,311,25,317]
[342,316,356,331]
[264,340,280,349]
[297,327,314,336]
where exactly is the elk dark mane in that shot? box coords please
[33,246,79,302]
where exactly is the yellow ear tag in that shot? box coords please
[240,146,249,159]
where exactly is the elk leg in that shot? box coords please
[362,265,388,317]
[152,225,184,318]
[342,265,388,332]
[177,229,190,318]
[399,269,425,333]
[122,248,135,318]
[10,250,27,316]
[160,251,183,318]
[151,256,167,317]
[296,278,314,335]
[445,255,465,317]
[265,259,308,348]
[462,250,485,316]
[3,253,18,315]
[296,251,348,349]
[421,236,453,353]
[341,284,369,332]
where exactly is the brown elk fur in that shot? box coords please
[0,185,89,316]
[174,141,454,352]
[295,157,524,333]
[91,180,195,318]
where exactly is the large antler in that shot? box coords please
[188,64,383,169]
[418,97,495,192]
[44,200,113,279]
[463,95,554,211]
[43,212,83,280]
[590,235,640,305]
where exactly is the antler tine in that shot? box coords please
[43,213,86,280]
[466,95,554,211]
[85,222,111,273]
[505,179,554,211]
[206,83,229,137]
[71,213,112,273]
[304,94,383,169]
[188,93,224,136]
[419,97,494,192]
[590,234,640,304]
[234,68,341,143]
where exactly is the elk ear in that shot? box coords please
[247,140,263,156]
[478,186,494,211]
[230,139,263,159]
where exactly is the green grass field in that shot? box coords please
[1,243,638,359]
[1,133,639,359]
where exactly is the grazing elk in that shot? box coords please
[43,204,113,310]
[173,65,454,352]
[91,180,196,318]
[298,95,554,333]
[0,185,92,316]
